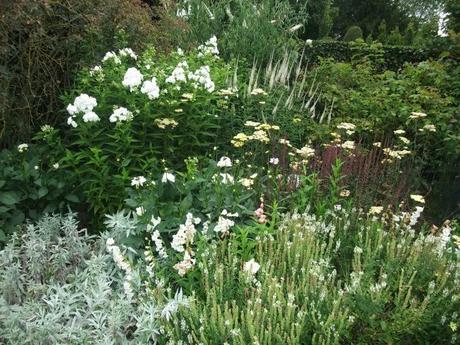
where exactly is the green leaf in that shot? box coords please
[0,230,6,242]
[180,193,193,211]
[65,194,79,203]
[38,187,48,198]
[0,180,6,188]
[0,191,21,206]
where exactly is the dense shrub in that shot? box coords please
[0,126,80,244]
[303,40,448,70]
[343,25,363,42]
[306,58,459,220]
[0,0,163,148]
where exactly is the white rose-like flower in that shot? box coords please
[82,111,100,123]
[217,156,232,168]
[122,67,143,91]
[243,259,260,275]
[162,172,176,183]
[141,78,160,100]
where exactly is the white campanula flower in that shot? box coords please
[306,39,313,47]
[269,157,279,165]
[161,172,176,183]
[135,206,145,216]
[243,259,260,275]
[102,51,121,64]
[141,77,160,100]
[122,67,143,91]
[118,48,137,60]
[219,173,234,184]
[82,111,100,123]
[52,163,59,170]
[109,106,133,123]
[177,47,184,56]
[217,156,232,167]
[17,143,28,153]
[131,176,147,188]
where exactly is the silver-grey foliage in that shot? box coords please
[0,213,161,345]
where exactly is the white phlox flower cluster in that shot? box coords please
[106,238,134,300]
[66,93,99,127]
[102,48,137,64]
[188,66,215,92]
[102,51,121,64]
[110,106,133,123]
[166,61,188,84]
[197,36,219,57]
[141,77,160,99]
[89,65,103,76]
[122,67,144,91]
[118,48,138,60]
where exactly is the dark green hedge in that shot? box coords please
[304,40,447,70]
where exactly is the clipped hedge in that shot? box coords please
[304,40,447,70]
